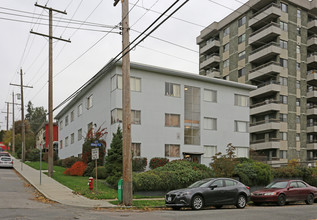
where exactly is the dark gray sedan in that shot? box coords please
[165,178,250,210]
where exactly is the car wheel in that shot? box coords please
[191,195,204,210]
[277,194,286,206]
[236,195,247,209]
[172,206,181,210]
[305,194,314,205]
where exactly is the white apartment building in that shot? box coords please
[55,61,255,167]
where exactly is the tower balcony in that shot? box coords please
[307,52,317,69]
[250,100,281,116]
[307,70,317,86]
[250,81,280,98]
[249,42,280,64]
[307,35,317,51]
[249,62,281,81]
[249,119,280,133]
[249,3,281,28]
[249,22,281,46]
[200,53,220,70]
[250,138,280,151]
[200,39,220,55]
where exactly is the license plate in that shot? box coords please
[167,196,172,202]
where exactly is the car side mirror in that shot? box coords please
[287,186,294,190]
[210,184,217,190]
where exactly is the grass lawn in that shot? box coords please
[24,161,164,200]
[109,200,165,208]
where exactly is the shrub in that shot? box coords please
[149,157,169,169]
[83,161,95,177]
[54,159,63,166]
[61,156,82,168]
[64,161,87,176]
[271,166,303,178]
[133,160,214,191]
[92,166,107,179]
[26,148,40,161]
[42,151,59,163]
[133,157,147,172]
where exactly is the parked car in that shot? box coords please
[0,152,10,158]
[251,180,317,206]
[165,178,250,210]
[0,156,13,168]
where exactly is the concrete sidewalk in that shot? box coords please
[13,158,115,208]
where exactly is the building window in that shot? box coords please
[223,43,229,52]
[203,89,217,102]
[204,117,217,130]
[238,51,246,60]
[296,62,300,70]
[279,150,287,159]
[235,147,249,158]
[235,94,249,107]
[296,116,300,123]
[238,33,246,44]
[297,27,301,35]
[280,95,288,104]
[296,133,300,141]
[165,82,180,97]
[280,77,287,86]
[87,95,93,109]
[296,98,300,106]
[223,26,230,36]
[234,121,248,133]
[204,145,217,158]
[87,122,93,133]
[238,16,246,27]
[165,144,180,157]
[238,68,246,77]
[296,81,300,89]
[281,3,288,13]
[297,9,301,18]
[71,133,74,144]
[132,143,141,157]
[111,75,141,92]
[65,136,69,147]
[78,128,82,141]
[280,114,287,122]
[280,40,287,49]
[184,86,200,145]
[280,21,288,31]
[78,104,83,116]
[60,140,63,149]
[281,132,287,141]
[131,110,141,124]
[296,46,300,54]
[223,59,229,68]
[111,109,122,124]
[70,111,74,122]
[280,58,288,68]
[59,120,63,130]
[165,114,180,127]
[65,115,69,126]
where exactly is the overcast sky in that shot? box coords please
[0,0,248,130]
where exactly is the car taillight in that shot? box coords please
[11,161,13,164]
[246,186,250,190]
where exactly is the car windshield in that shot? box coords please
[265,181,288,189]
[1,157,11,161]
[188,179,213,188]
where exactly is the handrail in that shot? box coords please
[307,70,317,75]
[257,80,280,88]
[250,42,279,55]
[250,118,280,126]
[250,22,280,37]
[250,61,279,73]
[250,99,280,108]
[251,3,280,18]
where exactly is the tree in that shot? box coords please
[210,143,238,177]
[25,101,47,133]
[104,126,123,188]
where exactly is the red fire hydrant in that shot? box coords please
[88,177,93,191]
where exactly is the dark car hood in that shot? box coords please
[253,188,283,194]
[167,188,199,194]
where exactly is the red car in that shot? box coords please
[251,180,317,206]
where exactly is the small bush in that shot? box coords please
[83,161,95,177]
[42,151,59,163]
[64,161,87,176]
[149,157,169,169]
[62,156,82,168]
[26,148,40,161]
[133,157,147,172]
[54,159,63,166]
[92,166,107,179]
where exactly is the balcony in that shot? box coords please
[307,70,317,86]
[307,105,317,116]
[250,138,280,150]
[307,52,317,69]
[307,122,317,133]
[308,19,317,33]
[250,100,280,115]
[200,39,220,55]
[249,42,280,64]
[249,23,281,46]
[250,81,280,98]
[249,119,280,133]
[206,68,220,78]
[307,86,317,102]
[249,3,281,28]
[307,35,317,51]
[249,62,281,81]
[307,142,317,150]
[200,53,220,69]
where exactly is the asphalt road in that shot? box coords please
[1,168,317,220]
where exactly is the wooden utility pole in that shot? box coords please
[12,92,15,155]
[114,0,133,206]
[6,102,9,130]
[10,69,32,162]
[31,3,70,177]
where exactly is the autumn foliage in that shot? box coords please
[64,161,87,176]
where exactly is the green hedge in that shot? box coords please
[133,157,147,172]
[92,166,107,179]
[133,160,214,191]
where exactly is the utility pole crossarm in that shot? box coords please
[5,102,21,106]
[10,83,33,88]
[34,3,67,14]
[30,31,71,43]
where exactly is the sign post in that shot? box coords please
[91,143,100,191]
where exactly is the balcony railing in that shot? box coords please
[250,22,280,37]
[250,118,280,127]
[250,61,279,73]
[307,121,317,127]
[257,80,279,88]
[250,99,280,108]
[308,52,317,57]
[250,42,279,55]
[251,138,280,144]
[307,70,317,75]
[251,3,280,18]
[307,86,317,92]
[204,53,219,61]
